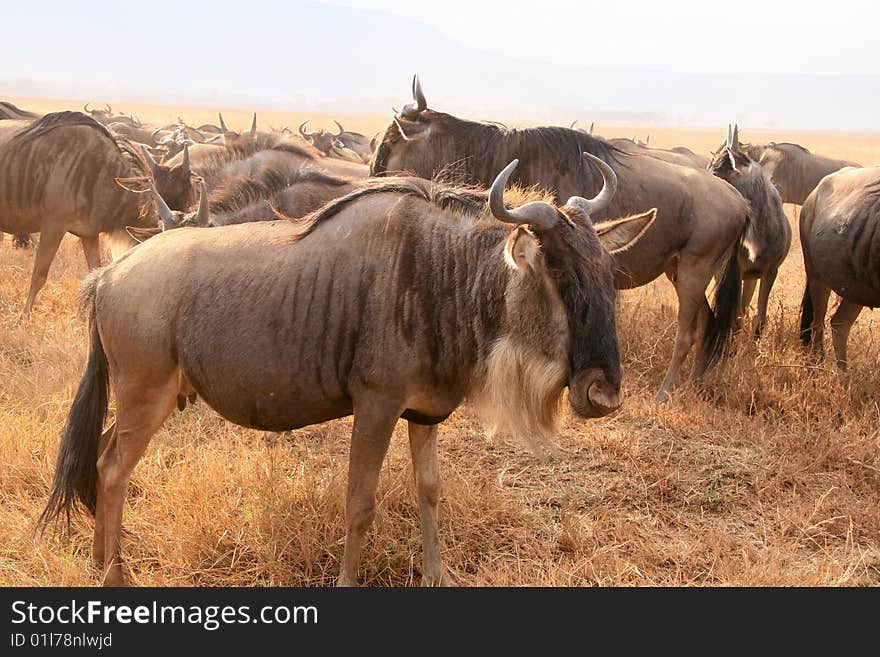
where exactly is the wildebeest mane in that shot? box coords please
[769,142,811,154]
[0,101,41,119]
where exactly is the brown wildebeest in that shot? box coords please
[39,155,655,587]
[743,141,860,206]
[799,165,878,369]
[612,138,710,170]
[0,101,41,120]
[0,112,195,313]
[373,76,749,401]
[709,125,791,337]
[298,120,364,163]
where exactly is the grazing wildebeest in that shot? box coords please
[799,165,878,369]
[373,76,749,401]
[0,101,41,120]
[0,112,195,312]
[709,126,791,337]
[743,141,860,206]
[39,155,655,587]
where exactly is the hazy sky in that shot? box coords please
[2,0,877,130]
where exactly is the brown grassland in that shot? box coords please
[1,99,879,586]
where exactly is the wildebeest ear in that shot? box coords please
[504,226,543,271]
[594,208,657,254]
[115,177,151,193]
[125,225,162,243]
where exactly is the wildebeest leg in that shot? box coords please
[806,280,832,356]
[752,270,777,339]
[92,420,117,567]
[337,397,400,587]
[97,378,177,586]
[80,235,102,271]
[830,300,863,371]
[22,225,65,314]
[656,259,713,402]
[739,278,758,331]
[408,421,454,587]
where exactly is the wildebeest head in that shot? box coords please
[708,124,756,183]
[140,144,196,210]
[82,102,114,123]
[217,112,258,146]
[116,175,211,242]
[483,153,655,421]
[298,120,343,155]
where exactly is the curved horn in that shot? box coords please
[141,145,160,175]
[393,117,411,141]
[194,178,210,226]
[401,74,427,117]
[219,113,229,133]
[250,113,257,135]
[147,179,174,226]
[570,120,578,129]
[489,160,559,230]
[298,120,314,139]
[83,102,92,113]
[564,153,618,218]
[589,122,594,135]
[180,143,190,173]
[104,103,112,114]
[334,120,345,137]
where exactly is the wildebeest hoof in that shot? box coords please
[421,572,457,587]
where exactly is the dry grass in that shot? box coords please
[1,100,879,587]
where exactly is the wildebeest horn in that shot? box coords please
[589,122,594,135]
[726,124,733,148]
[146,179,174,226]
[219,113,229,133]
[489,159,559,230]
[732,124,740,149]
[141,145,160,176]
[181,143,190,173]
[564,153,618,218]
[83,102,92,113]
[299,120,314,139]
[570,120,578,129]
[250,113,257,135]
[334,120,345,137]
[401,74,427,117]
[393,117,411,141]
[104,103,112,114]
[194,178,210,226]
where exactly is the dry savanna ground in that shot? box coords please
[1,99,879,586]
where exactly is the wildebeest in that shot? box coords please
[709,125,791,337]
[39,154,655,586]
[298,120,364,162]
[611,137,710,170]
[0,101,41,120]
[0,112,195,312]
[799,165,878,368]
[373,76,750,401]
[743,141,860,206]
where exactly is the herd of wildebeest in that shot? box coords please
[1,75,876,586]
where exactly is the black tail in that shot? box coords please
[693,225,745,378]
[38,289,108,530]
[799,283,814,347]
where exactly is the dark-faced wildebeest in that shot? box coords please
[743,141,860,206]
[0,112,195,313]
[372,76,749,401]
[709,125,791,337]
[799,165,878,369]
[39,155,655,587]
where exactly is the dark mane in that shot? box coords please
[278,176,498,245]
[197,134,317,184]
[0,101,40,119]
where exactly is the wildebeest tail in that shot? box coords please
[38,274,108,529]
[693,218,746,378]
